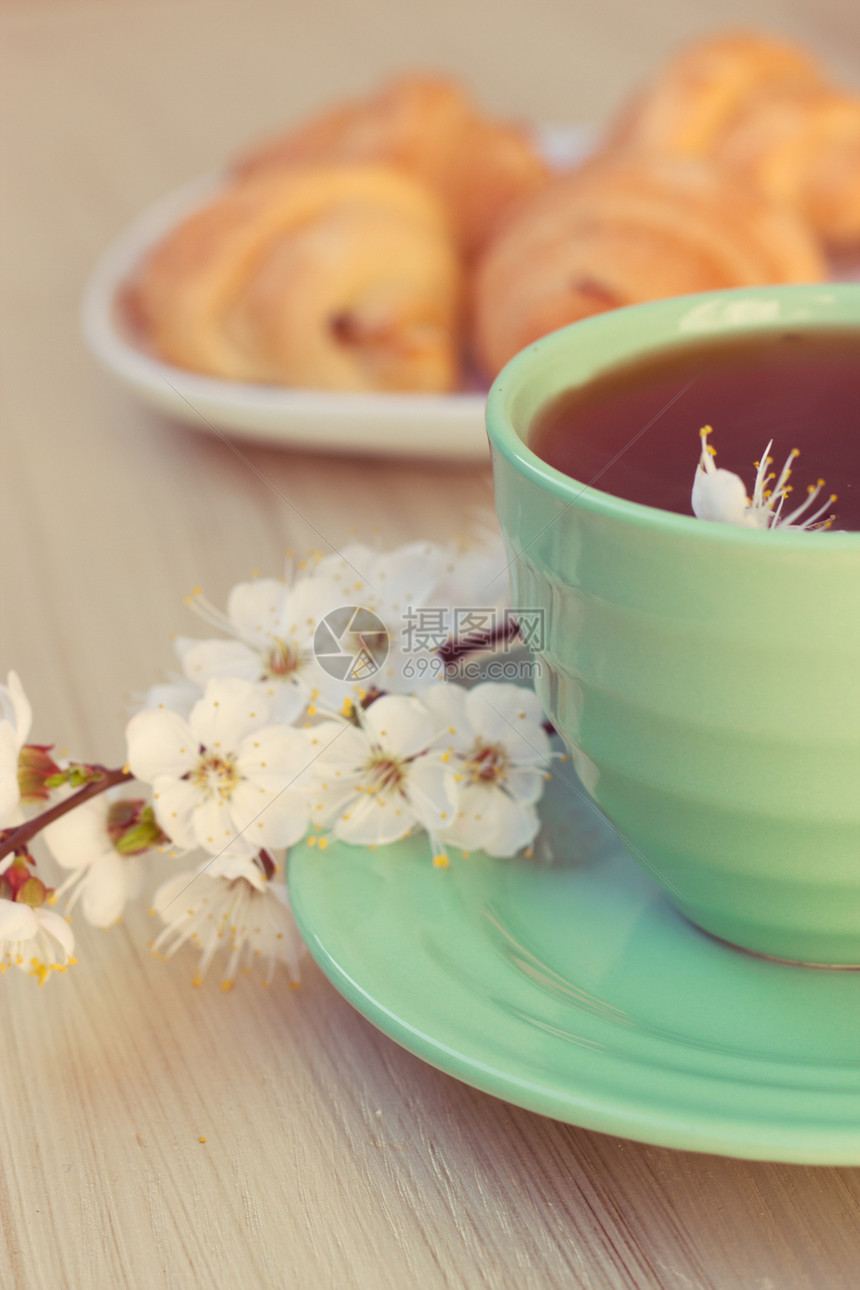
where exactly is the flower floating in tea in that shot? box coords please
[691,426,837,530]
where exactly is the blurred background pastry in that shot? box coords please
[124,41,858,396]
[470,155,826,377]
[604,30,860,248]
[605,32,823,157]
[235,74,551,259]
[714,86,860,247]
[129,163,463,393]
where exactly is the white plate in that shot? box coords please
[86,126,852,459]
[80,127,589,460]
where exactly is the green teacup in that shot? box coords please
[486,284,860,965]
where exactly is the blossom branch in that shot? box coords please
[0,526,536,986]
[0,765,134,863]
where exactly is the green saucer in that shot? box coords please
[289,766,860,1164]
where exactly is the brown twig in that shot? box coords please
[0,766,134,863]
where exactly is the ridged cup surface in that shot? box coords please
[486,286,860,964]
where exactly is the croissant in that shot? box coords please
[606,31,823,157]
[715,86,860,246]
[605,30,860,247]
[235,75,550,258]
[471,157,827,378]
[129,164,462,393]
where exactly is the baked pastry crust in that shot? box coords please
[471,156,827,376]
[129,163,463,392]
[607,31,823,157]
[605,30,860,246]
[715,87,860,245]
[235,75,549,258]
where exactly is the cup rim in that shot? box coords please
[485,284,860,551]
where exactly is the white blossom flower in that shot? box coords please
[152,857,304,989]
[0,671,32,829]
[179,574,345,723]
[0,897,75,984]
[42,789,148,928]
[692,427,837,531]
[307,695,454,846]
[313,542,447,693]
[422,681,552,858]
[126,677,311,858]
[433,518,511,624]
[141,675,203,722]
[176,539,490,717]
[315,540,444,614]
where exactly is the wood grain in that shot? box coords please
[2,2,860,1287]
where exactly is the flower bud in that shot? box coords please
[16,876,49,908]
[17,744,61,803]
[0,858,51,907]
[107,800,168,855]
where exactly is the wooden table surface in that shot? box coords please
[2,1,859,1286]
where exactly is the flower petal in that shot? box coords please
[315,542,445,630]
[126,709,197,782]
[465,684,550,760]
[434,524,510,615]
[33,906,75,958]
[504,766,548,804]
[235,726,313,795]
[193,793,247,854]
[181,638,265,686]
[309,780,363,827]
[439,781,494,852]
[420,683,473,754]
[42,795,111,871]
[438,778,540,857]
[333,790,416,846]
[361,695,434,760]
[80,852,141,928]
[230,781,310,849]
[153,866,303,987]
[282,575,346,640]
[204,847,268,885]
[2,672,32,746]
[373,648,443,695]
[484,788,541,858]
[691,464,751,525]
[0,897,37,941]
[0,723,21,824]
[190,678,271,750]
[264,680,313,727]
[227,578,289,644]
[151,776,200,850]
[152,869,199,918]
[314,543,377,591]
[367,542,445,619]
[405,755,456,834]
[143,675,203,721]
[305,721,369,778]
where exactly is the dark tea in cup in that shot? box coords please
[529,328,860,529]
